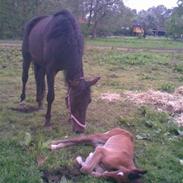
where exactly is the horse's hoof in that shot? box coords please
[44,123,52,130]
[19,101,26,108]
[74,130,84,134]
[50,144,58,150]
[38,106,44,111]
[73,128,85,134]
[72,125,85,133]
[20,94,25,102]
[38,102,43,110]
[75,156,83,169]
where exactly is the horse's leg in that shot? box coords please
[20,53,31,102]
[50,128,127,149]
[80,146,103,174]
[34,63,46,109]
[45,71,55,126]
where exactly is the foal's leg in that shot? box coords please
[20,53,31,102]
[80,146,103,174]
[50,131,115,149]
[45,71,55,127]
[34,63,45,108]
[50,128,125,150]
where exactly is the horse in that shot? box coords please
[50,128,147,183]
[20,10,100,132]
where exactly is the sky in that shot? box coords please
[123,0,178,12]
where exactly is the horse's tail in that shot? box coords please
[22,16,46,58]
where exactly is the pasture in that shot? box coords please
[1,37,183,183]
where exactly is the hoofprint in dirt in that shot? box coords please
[100,86,183,126]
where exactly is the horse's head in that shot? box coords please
[66,77,100,133]
[108,168,147,183]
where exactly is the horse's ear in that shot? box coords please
[87,77,100,87]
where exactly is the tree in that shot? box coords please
[82,0,126,37]
[177,0,183,6]
[136,5,168,35]
[0,0,44,39]
[166,0,183,38]
[96,6,134,36]
[0,0,135,38]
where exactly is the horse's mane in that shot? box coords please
[47,10,82,41]
[47,10,84,82]
[53,9,72,17]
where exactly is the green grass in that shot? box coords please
[0,140,41,183]
[87,36,183,49]
[1,37,183,183]
[159,83,175,92]
[119,107,183,183]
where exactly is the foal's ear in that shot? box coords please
[128,169,147,181]
[87,77,100,87]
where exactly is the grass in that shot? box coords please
[87,36,183,49]
[159,83,175,92]
[119,106,183,183]
[0,37,183,183]
[0,140,41,183]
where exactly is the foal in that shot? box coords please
[50,128,147,183]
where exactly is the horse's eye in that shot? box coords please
[89,98,92,103]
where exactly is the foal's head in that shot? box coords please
[108,168,147,183]
[66,77,100,132]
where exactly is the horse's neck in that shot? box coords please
[65,64,84,83]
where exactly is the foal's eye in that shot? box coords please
[88,98,92,103]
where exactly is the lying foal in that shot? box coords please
[50,128,146,183]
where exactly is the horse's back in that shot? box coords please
[24,10,83,69]
[22,15,46,61]
[28,16,52,63]
[43,10,84,67]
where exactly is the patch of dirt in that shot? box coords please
[100,86,183,126]
[124,86,183,126]
[100,93,121,102]
[10,105,39,113]
[41,165,81,183]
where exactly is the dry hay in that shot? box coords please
[100,93,121,102]
[124,86,183,126]
[100,86,183,126]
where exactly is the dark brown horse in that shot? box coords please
[20,10,100,132]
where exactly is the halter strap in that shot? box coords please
[66,88,86,129]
